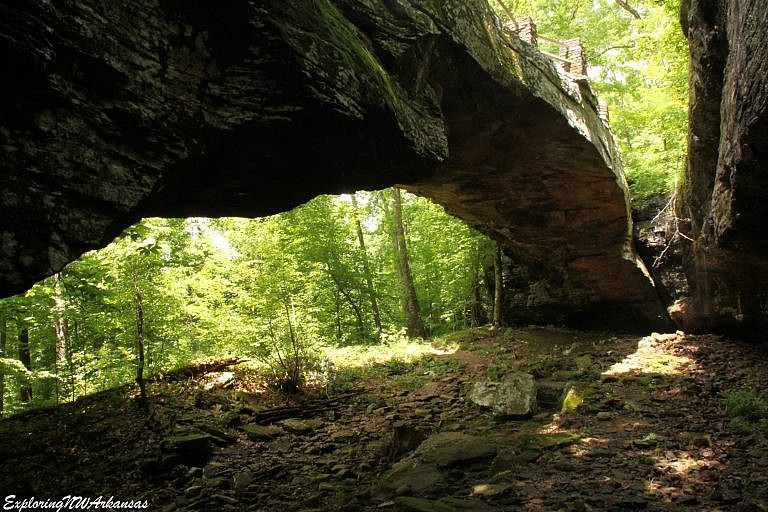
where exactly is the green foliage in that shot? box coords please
[636,374,669,392]
[383,373,430,393]
[0,191,496,415]
[724,389,768,437]
[381,359,411,376]
[420,355,467,376]
[725,389,768,421]
[487,355,517,380]
[495,0,688,208]
[525,356,560,378]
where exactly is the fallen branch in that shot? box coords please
[650,180,693,268]
[151,357,247,382]
[248,390,365,424]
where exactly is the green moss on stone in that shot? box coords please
[277,0,400,110]
[560,386,583,413]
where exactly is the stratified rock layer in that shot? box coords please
[678,0,768,336]
[0,0,664,327]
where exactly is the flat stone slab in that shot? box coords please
[242,424,283,441]
[378,432,499,495]
[279,418,324,433]
[160,433,212,454]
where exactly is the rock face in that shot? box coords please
[678,0,768,336]
[0,0,664,327]
[468,372,537,417]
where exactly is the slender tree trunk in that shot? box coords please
[133,283,148,407]
[493,243,504,329]
[265,312,288,384]
[78,319,89,397]
[0,316,6,415]
[333,288,342,341]
[18,327,32,403]
[390,188,426,338]
[352,194,382,333]
[69,318,78,402]
[53,273,68,403]
[470,245,482,328]
[282,295,301,391]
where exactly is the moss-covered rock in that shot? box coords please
[560,385,584,414]
[242,423,283,441]
[490,432,580,472]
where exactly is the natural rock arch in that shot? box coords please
[0,0,666,327]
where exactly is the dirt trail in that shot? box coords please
[1,328,767,511]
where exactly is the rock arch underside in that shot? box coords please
[0,0,684,329]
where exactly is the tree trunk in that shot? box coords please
[0,316,6,415]
[493,243,504,328]
[134,283,148,407]
[53,272,68,403]
[352,194,382,333]
[18,327,32,403]
[470,243,482,328]
[390,188,426,338]
[333,288,342,342]
[70,318,78,402]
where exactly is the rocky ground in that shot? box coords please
[2,327,768,511]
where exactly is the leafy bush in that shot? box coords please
[251,319,321,393]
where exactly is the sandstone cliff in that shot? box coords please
[677,0,768,336]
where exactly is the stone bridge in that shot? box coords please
[0,0,667,327]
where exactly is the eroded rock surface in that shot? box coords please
[0,0,663,327]
[468,372,537,417]
[678,0,768,336]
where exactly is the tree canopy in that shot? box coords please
[0,191,497,415]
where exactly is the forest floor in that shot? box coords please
[2,327,768,511]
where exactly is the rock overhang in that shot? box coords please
[0,0,667,328]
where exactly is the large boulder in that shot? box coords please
[468,372,537,417]
[0,0,665,328]
[677,0,768,337]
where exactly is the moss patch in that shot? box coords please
[275,0,400,110]
[560,386,583,414]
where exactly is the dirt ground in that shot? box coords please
[1,327,768,511]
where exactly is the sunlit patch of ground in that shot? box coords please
[602,332,694,377]
[323,334,457,370]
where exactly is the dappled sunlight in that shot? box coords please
[322,336,458,370]
[4,326,768,510]
[568,436,608,457]
[645,449,723,502]
[602,332,694,378]
[476,330,768,509]
[659,452,714,477]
